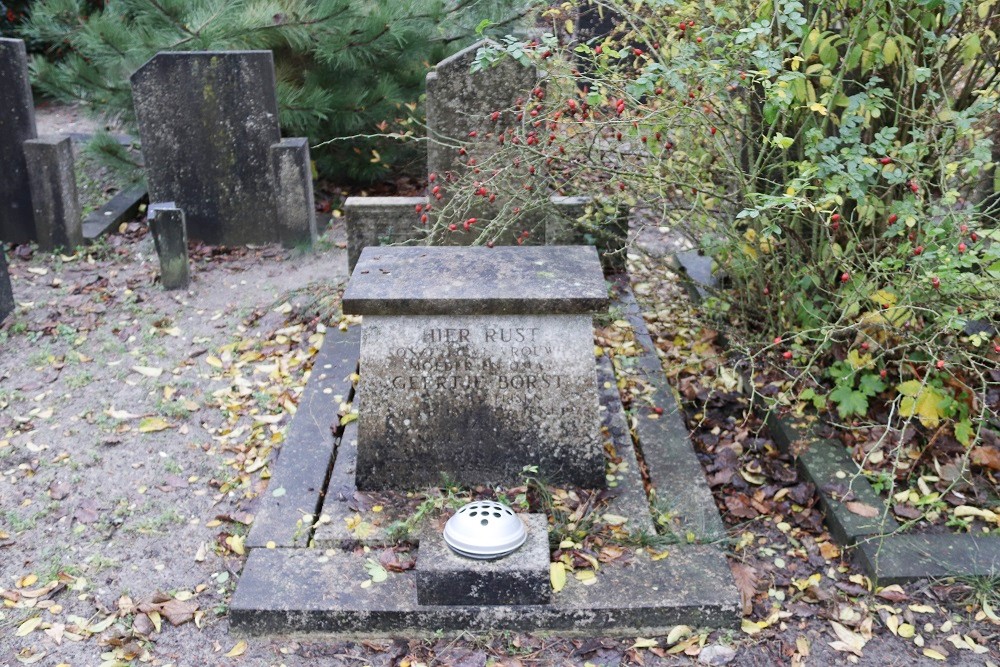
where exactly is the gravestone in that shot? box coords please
[343,245,608,489]
[131,51,313,246]
[0,248,13,323]
[0,38,38,244]
[149,204,190,290]
[23,136,83,251]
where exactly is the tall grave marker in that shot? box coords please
[343,245,608,489]
[0,38,38,244]
[131,51,315,247]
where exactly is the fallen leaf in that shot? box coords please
[922,648,947,660]
[631,637,658,649]
[550,562,566,592]
[16,616,42,637]
[132,365,163,378]
[225,640,247,658]
[138,417,171,433]
[730,563,758,615]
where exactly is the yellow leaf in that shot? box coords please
[226,534,245,556]
[809,102,828,116]
[666,625,691,645]
[922,648,947,660]
[205,356,224,369]
[18,574,38,588]
[899,387,946,428]
[565,19,574,34]
[16,617,42,637]
[225,640,248,658]
[847,349,873,370]
[132,365,163,378]
[550,562,566,592]
[575,569,597,584]
[870,289,897,307]
[742,618,766,635]
[138,417,171,433]
[148,610,162,633]
[897,623,915,638]
[631,637,658,649]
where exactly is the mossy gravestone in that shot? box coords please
[343,246,608,489]
[0,38,38,244]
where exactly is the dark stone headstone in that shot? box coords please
[0,38,38,244]
[344,246,608,490]
[131,51,282,245]
[23,136,83,251]
[149,205,190,290]
[269,138,317,248]
[0,247,13,323]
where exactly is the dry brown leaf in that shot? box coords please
[730,562,758,615]
[844,501,879,518]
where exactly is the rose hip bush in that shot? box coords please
[431,0,1000,482]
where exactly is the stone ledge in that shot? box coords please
[82,186,148,241]
[230,545,740,635]
[343,246,608,316]
[855,534,1000,585]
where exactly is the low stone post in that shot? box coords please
[269,138,317,248]
[23,135,83,251]
[149,205,190,290]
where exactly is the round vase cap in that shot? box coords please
[443,501,527,560]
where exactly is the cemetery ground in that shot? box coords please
[0,218,998,666]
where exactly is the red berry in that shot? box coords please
[880,157,892,165]
[710,126,717,135]
[466,218,477,226]
[652,407,664,415]
[763,286,770,295]
[960,224,968,233]
[931,276,940,289]
[958,242,967,253]
[633,48,644,56]
[994,344,1000,353]
[841,272,850,283]
[887,214,898,224]
[773,336,782,345]
[861,342,869,351]
[420,214,428,224]
[936,359,946,370]
[880,369,887,378]
[448,223,457,231]
[970,232,978,242]
[696,36,703,43]
[782,351,793,360]
[831,213,840,222]
[913,246,923,256]
[486,241,494,248]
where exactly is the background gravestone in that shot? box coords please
[131,51,283,246]
[425,40,541,244]
[0,248,13,323]
[23,136,83,251]
[0,38,38,244]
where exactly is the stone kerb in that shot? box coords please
[0,38,39,244]
[343,246,609,489]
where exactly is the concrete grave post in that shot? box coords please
[149,204,190,290]
[0,38,38,243]
[23,136,84,251]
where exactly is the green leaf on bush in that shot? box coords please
[859,374,887,397]
[954,419,974,447]
[830,384,869,418]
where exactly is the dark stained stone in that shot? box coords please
[416,514,551,606]
[855,534,1000,585]
[0,247,13,323]
[149,206,190,290]
[230,544,740,634]
[82,186,148,241]
[343,246,608,316]
[23,135,83,251]
[0,38,38,243]
[130,51,281,245]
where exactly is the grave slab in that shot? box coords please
[0,38,37,244]
[23,135,83,251]
[131,51,281,245]
[855,534,1000,585]
[247,326,360,549]
[416,514,550,606]
[231,544,740,634]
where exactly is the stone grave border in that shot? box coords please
[233,279,740,635]
[670,250,1000,585]
[82,185,148,242]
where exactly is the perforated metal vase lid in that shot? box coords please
[444,501,527,560]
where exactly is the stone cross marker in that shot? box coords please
[343,245,608,489]
[0,38,38,244]
[131,51,314,246]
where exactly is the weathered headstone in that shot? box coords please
[23,136,83,251]
[425,40,543,245]
[344,196,429,271]
[149,205,190,290]
[343,245,608,489]
[0,38,38,244]
[269,138,317,248]
[0,247,14,323]
[131,51,313,246]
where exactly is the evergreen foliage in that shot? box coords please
[19,0,530,181]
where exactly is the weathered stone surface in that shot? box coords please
[247,327,359,548]
[270,137,316,248]
[797,439,897,544]
[149,206,189,290]
[231,543,740,634]
[355,312,605,489]
[344,196,428,272]
[0,38,37,244]
[343,246,608,316]
[131,51,281,245]
[82,186,148,241]
[425,40,539,243]
[416,514,550,606]
[617,284,727,542]
[856,534,1000,585]
[23,135,83,251]
[0,247,13,324]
